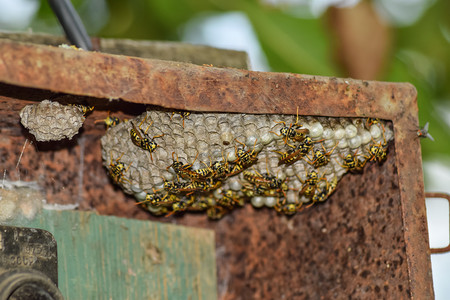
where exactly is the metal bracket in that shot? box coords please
[0,225,63,299]
[426,192,450,254]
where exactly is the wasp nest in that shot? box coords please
[101,110,393,218]
[20,100,88,142]
[0,181,44,221]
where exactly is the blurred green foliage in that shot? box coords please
[29,0,450,162]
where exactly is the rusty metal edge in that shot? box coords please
[425,192,450,254]
[0,32,249,69]
[0,39,434,298]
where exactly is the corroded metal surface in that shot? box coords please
[0,32,249,69]
[0,39,433,299]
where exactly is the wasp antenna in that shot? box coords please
[328,141,339,155]
[295,173,304,184]
[274,120,287,126]
[144,120,154,134]
[191,151,199,166]
[138,115,147,129]
[313,139,325,144]
[286,142,296,149]
[165,210,176,218]
[269,130,282,137]
[149,151,154,162]
[334,158,346,169]
[235,138,245,147]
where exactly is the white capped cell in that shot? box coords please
[251,196,265,208]
[213,187,223,199]
[261,132,274,145]
[284,166,296,177]
[370,125,381,139]
[134,191,147,201]
[226,149,237,162]
[309,122,324,138]
[229,178,242,191]
[345,124,358,138]
[337,138,348,149]
[131,185,143,193]
[246,135,259,147]
[324,139,336,148]
[334,128,345,140]
[360,130,372,144]
[265,197,277,207]
[322,128,334,140]
[348,135,362,149]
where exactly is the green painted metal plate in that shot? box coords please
[3,210,217,300]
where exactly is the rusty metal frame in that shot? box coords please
[426,192,450,254]
[0,39,434,298]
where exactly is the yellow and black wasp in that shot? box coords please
[108,152,131,185]
[367,125,388,163]
[136,192,165,206]
[327,176,338,197]
[94,111,121,129]
[130,116,164,161]
[171,111,191,128]
[168,152,211,182]
[336,150,367,172]
[365,118,380,129]
[273,136,315,166]
[192,160,214,179]
[206,206,228,220]
[188,195,215,212]
[69,104,94,116]
[305,142,338,168]
[243,164,288,197]
[271,107,309,144]
[274,198,301,216]
[210,151,231,179]
[165,196,195,217]
[311,188,328,204]
[217,190,244,209]
[228,139,259,176]
[162,179,186,194]
[296,170,325,201]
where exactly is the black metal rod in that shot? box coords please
[47,0,93,50]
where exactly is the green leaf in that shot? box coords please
[242,2,339,76]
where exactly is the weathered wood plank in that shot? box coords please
[3,210,217,300]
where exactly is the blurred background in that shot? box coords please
[0,0,449,297]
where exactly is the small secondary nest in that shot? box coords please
[20,100,88,141]
[0,181,45,222]
[100,110,393,218]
